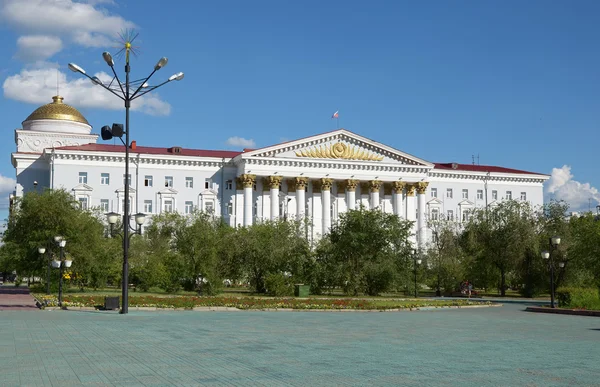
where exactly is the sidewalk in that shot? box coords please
[0,284,38,311]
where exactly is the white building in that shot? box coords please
[11,96,550,247]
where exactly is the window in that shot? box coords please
[185,201,194,214]
[205,178,211,189]
[144,200,153,213]
[185,177,193,188]
[462,189,468,199]
[506,191,512,200]
[492,190,498,200]
[431,208,439,220]
[100,199,109,212]
[477,190,483,200]
[205,200,214,214]
[123,174,131,186]
[447,210,454,221]
[165,176,173,188]
[227,203,233,215]
[462,211,470,222]
[164,199,173,213]
[446,188,453,199]
[226,180,233,190]
[431,188,437,198]
[78,197,88,210]
[144,175,153,187]
[78,172,87,184]
[521,192,527,201]
[100,173,110,185]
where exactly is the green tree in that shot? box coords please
[462,200,538,296]
[1,189,118,287]
[327,206,413,296]
[425,219,467,295]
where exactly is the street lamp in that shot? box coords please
[69,35,183,314]
[37,246,49,294]
[541,235,561,308]
[413,249,421,298]
[51,237,71,308]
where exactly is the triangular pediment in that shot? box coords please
[199,189,218,196]
[458,199,475,206]
[157,187,178,195]
[427,198,443,206]
[115,186,136,194]
[240,129,433,167]
[72,183,93,192]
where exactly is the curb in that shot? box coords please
[525,306,600,317]
[42,303,500,313]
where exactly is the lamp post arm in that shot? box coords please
[130,68,158,99]
[79,71,125,101]
[131,79,171,100]
[108,64,127,97]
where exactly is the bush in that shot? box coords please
[556,287,600,310]
[264,273,293,297]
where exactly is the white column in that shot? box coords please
[392,182,404,216]
[346,179,358,210]
[369,180,381,209]
[266,176,282,220]
[240,174,255,227]
[416,182,428,249]
[406,184,417,242]
[295,177,307,219]
[321,178,332,233]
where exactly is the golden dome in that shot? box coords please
[23,96,89,125]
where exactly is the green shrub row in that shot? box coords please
[556,287,600,310]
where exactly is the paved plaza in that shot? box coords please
[0,298,599,386]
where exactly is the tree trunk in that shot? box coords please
[500,270,506,297]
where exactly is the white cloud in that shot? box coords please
[0,0,134,49]
[226,136,256,148]
[0,174,16,194]
[15,35,63,61]
[0,1,175,117]
[3,67,171,116]
[545,165,600,211]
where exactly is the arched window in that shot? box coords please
[431,208,439,220]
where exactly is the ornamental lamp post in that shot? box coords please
[105,210,146,308]
[38,246,48,294]
[69,31,183,314]
[541,235,561,308]
[51,237,71,308]
[413,249,421,298]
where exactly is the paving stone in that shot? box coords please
[0,303,598,385]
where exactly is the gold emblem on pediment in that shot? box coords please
[294,142,384,161]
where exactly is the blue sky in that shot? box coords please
[1,0,599,213]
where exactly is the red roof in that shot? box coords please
[55,143,242,159]
[433,163,546,176]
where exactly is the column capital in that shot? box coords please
[406,183,416,197]
[415,181,429,195]
[368,180,382,193]
[345,179,359,192]
[264,175,283,189]
[238,174,256,189]
[392,181,405,194]
[295,177,308,190]
[320,178,333,191]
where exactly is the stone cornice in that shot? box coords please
[48,150,236,168]
[15,129,98,140]
[428,170,548,184]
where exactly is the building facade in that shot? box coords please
[11,96,550,247]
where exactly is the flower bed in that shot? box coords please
[33,294,491,310]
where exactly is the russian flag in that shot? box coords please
[331,111,339,119]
